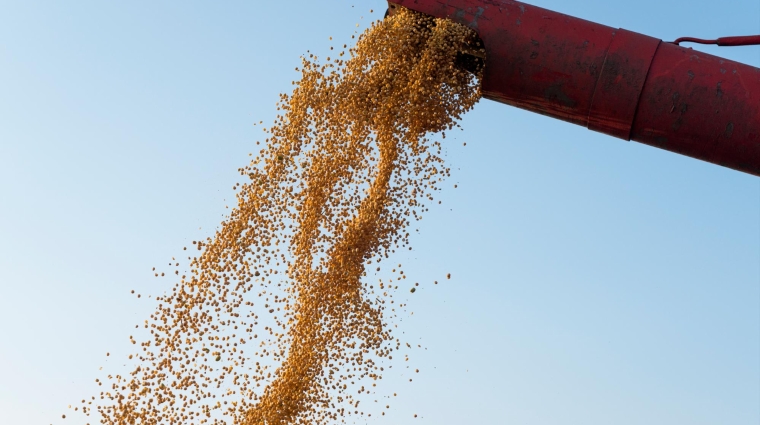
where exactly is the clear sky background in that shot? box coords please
[0,1,758,424]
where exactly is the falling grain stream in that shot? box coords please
[81,8,483,425]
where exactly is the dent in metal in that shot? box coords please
[725,122,734,138]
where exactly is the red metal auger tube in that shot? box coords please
[389,0,760,176]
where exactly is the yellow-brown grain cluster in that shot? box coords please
[84,8,481,425]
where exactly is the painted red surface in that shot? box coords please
[388,0,760,176]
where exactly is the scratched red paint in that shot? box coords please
[389,0,760,176]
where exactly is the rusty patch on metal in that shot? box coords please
[545,84,576,108]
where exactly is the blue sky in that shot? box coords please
[0,1,758,424]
